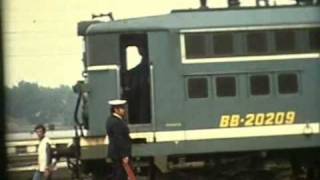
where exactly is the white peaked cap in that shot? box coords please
[108,99,127,106]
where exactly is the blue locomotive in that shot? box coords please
[70,0,320,179]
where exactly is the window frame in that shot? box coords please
[180,24,320,64]
[249,74,272,97]
[185,76,210,99]
[215,76,238,98]
[276,72,300,95]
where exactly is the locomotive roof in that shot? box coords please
[84,5,320,35]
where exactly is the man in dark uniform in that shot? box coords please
[126,45,151,124]
[106,99,132,180]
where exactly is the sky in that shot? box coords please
[3,0,294,88]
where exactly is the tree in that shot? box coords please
[5,81,77,132]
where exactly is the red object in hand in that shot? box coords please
[122,161,137,180]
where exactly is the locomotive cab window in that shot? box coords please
[187,77,208,99]
[216,76,236,97]
[250,75,270,95]
[278,73,299,94]
[125,46,142,70]
[86,34,119,66]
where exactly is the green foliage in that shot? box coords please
[5,81,77,132]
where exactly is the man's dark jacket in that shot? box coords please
[106,115,132,160]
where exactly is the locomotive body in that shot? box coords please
[74,3,320,179]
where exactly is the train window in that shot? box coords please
[278,73,298,94]
[87,34,119,66]
[188,78,208,98]
[212,33,233,56]
[247,32,267,54]
[275,30,295,52]
[309,28,320,50]
[216,76,236,97]
[125,46,142,70]
[185,34,207,58]
[250,75,270,95]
